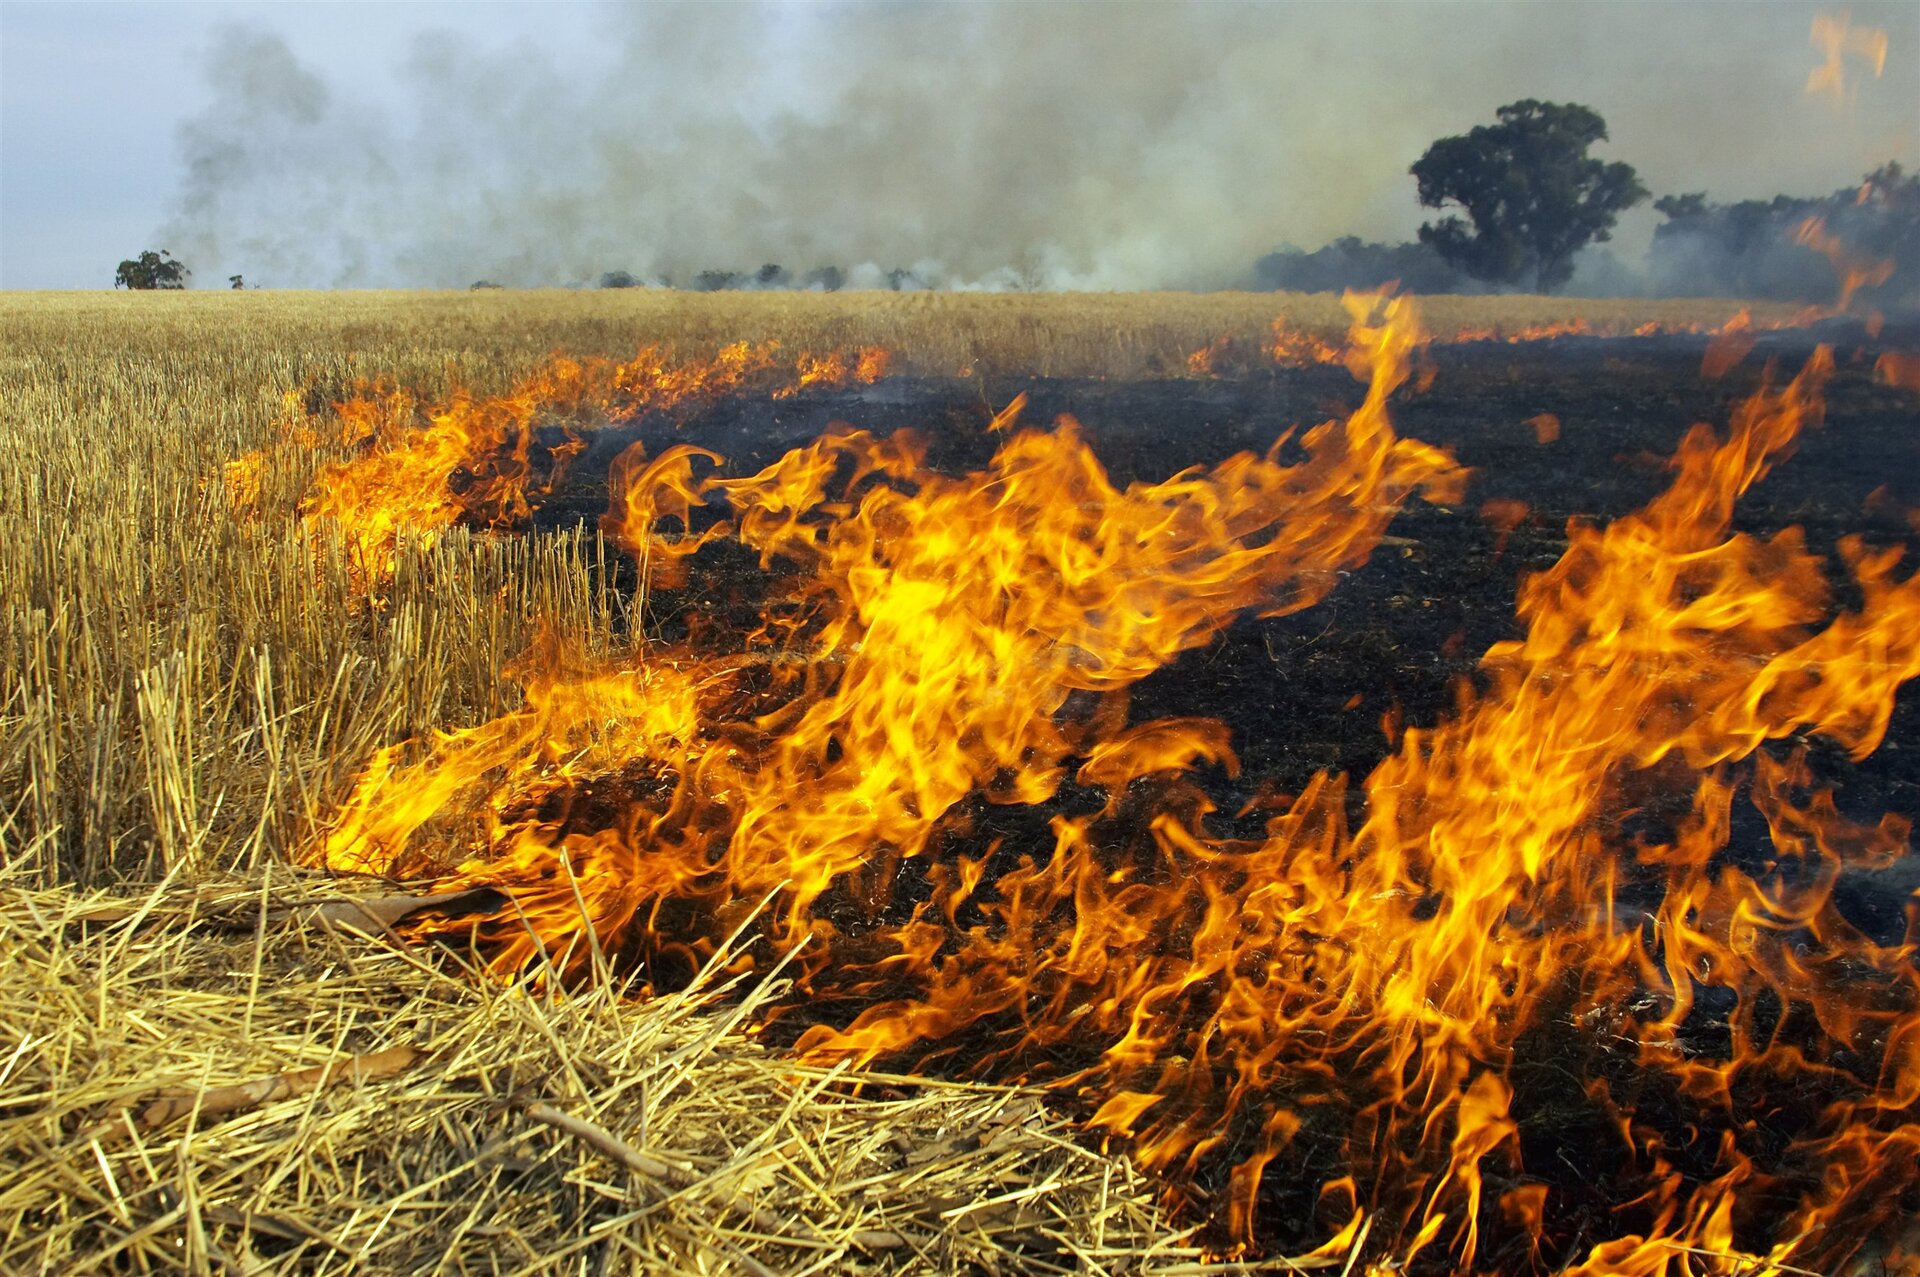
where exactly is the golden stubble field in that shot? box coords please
[0,288,1809,1275]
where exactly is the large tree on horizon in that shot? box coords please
[114,250,190,290]
[1411,100,1647,293]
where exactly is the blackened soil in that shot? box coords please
[535,322,1920,935]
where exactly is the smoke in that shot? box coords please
[161,1,1917,291]
[1644,168,1920,306]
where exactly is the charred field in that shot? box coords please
[5,292,1920,1276]
[544,319,1920,826]
[556,320,1920,884]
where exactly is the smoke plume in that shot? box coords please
[162,1,1917,291]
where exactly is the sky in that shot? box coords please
[2,1,601,288]
[2,0,1915,291]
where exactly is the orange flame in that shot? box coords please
[1447,318,1594,345]
[1480,496,1530,554]
[1876,350,1920,392]
[294,342,889,590]
[1188,321,1343,374]
[1186,335,1233,375]
[1794,215,1896,313]
[1807,10,1889,104]
[324,287,1462,956]
[793,346,1920,1268]
[1169,312,1832,385]
[220,452,265,512]
[1266,318,1345,368]
[1700,307,1758,379]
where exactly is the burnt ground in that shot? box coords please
[522,319,1920,1263]
[534,319,1920,941]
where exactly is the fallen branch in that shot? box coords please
[520,1099,911,1245]
[86,1044,428,1141]
[276,889,494,937]
[523,1100,689,1183]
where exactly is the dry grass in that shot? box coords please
[2,870,1314,1275]
[3,288,1795,395]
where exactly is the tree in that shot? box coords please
[599,270,638,289]
[1254,236,1471,294]
[1410,101,1647,292]
[114,250,189,290]
[228,275,246,290]
[1648,163,1919,305]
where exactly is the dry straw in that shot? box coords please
[0,869,1329,1275]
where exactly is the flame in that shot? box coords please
[790,345,1920,1269]
[1447,318,1594,345]
[1807,10,1889,104]
[1188,321,1343,374]
[294,342,888,590]
[1794,216,1896,313]
[1480,496,1530,554]
[1876,351,1920,392]
[778,346,893,398]
[1170,311,1828,385]
[325,287,1462,966]
[220,452,264,512]
[309,296,1920,1269]
[1700,308,1758,379]
[1186,336,1232,375]
[1266,319,1345,368]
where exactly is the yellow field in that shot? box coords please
[7,285,1792,391]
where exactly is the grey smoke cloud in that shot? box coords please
[161,1,1918,290]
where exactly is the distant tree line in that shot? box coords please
[596,264,937,292]
[1649,163,1917,304]
[125,98,1914,304]
[1260,163,1916,304]
[1259,100,1917,304]
[1254,238,1477,295]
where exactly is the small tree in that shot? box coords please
[1410,100,1647,292]
[228,275,245,290]
[599,270,638,289]
[114,250,190,290]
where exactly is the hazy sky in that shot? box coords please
[2,2,599,288]
[2,0,1915,290]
